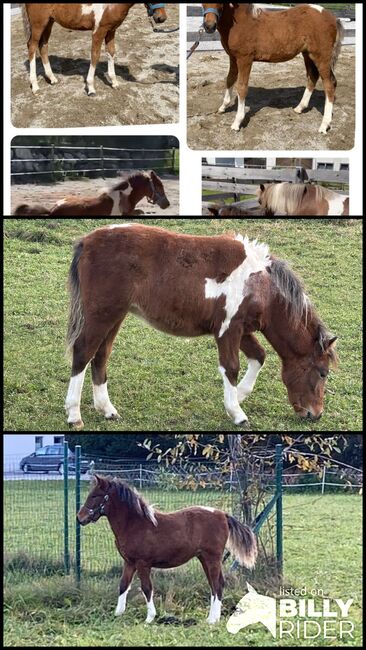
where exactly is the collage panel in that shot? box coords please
[187,3,355,151]
[202,156,350,216]
[11,135,179,216]
[11,3,179,128]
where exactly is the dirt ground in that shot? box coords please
[187,47,355,151]
[11,5,179,128]
[11,177,180,215]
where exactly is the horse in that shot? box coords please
[22,4,168,95]
[12,203,51,216]
[77,474,258,625]
[13,171,170,217]
[65,224,338,430]
[206,204,255,216]
[202,3,344,133]
[256,183,349,216]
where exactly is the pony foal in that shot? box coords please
[77,475,258,624]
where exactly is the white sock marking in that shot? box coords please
[237,360,262,403]
[144,592,156,624]
[30,54,39,93]
[208,595,222,624]
[65,368,87,425]
[93,382,118,418]
[115,586,131,616]
[43,61,58,84]
[220,367,248,425]
[218,86,235,113]
[106,52,119,88]
[294,87,313,113]
[86,63,96,95]
[319,97,333,133]
[231,94,246,131]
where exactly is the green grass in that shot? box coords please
[3,218,362,431]
[4,491,362,647]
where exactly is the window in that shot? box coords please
[35,447,48,456]
[340,164,349,171]
[35,436,43,450]
[47,447,62,455]
[54,436,64,444]
[317,163,334,171]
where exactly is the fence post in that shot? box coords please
[140,464,143,490]
[275,444,283,577]
[101,145,104,178]
[63,441,70,575]
[51,144,55,182]
[75,445,81,585]
[171,148,176,174]
[322,467,326,495]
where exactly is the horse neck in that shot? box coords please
[261,298,315,363]
[128,174,151,208]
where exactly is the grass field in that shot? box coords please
[4,487,362,647]
[3,218,363,431]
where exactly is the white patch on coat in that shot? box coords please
[109,223,132,229]
[219,367,248,425]
[115,586,131,616]
[93,382,119,418]
[108,191,123,216]
[65,368,87,424]
[237,360,262,403]
[309,4,323,12]
[198,506,216,513]
[205,236,271,338]
[81,4,106,32]
[55,198,67,207]
[327,195,347,216]
[208,595,222,624]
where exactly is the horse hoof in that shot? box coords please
[237,419,250,429]
[69,420,84,431]
[293,106,303,114]
[87,90,96,97]
[231,124,240,132]
[106,412,121,422]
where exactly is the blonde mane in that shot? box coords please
[256,183,343,214]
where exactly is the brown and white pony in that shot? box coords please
[256,183,349,216]
[77,475,257,624]
[65,224,338,430]
[22,4,167,95]
[202,3,344,133]
[13,171,170,216]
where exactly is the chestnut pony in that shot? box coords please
[65,224,338,430]
[22,4,168,95]
[202,3,344,133]
[77,475,257,625]
[13,171,170,217]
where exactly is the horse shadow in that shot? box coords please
[223,85,326,127]
[24,56,137,92]
[150,63,179,86]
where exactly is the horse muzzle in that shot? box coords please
[204,20,218,34]
[158,197,170,209]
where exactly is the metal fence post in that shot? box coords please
[75,445,81,585]
[275,444,283,577]
[63,441,70,575]
[322,467,326,494]
[140,464,143,490]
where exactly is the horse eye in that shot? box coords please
[319,369,328,379]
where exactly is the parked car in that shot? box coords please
[20,445,90,475]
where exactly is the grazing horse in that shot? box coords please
[206,204,255,216]
[77,475,257,624]
[13,171,170,217]
[65,224,338,430]
[22,4,168,95]
[256,183,349,216]
[202,3,344,133]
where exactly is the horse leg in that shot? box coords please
[115,562,136,617]
[317,64,337,134]
[65,322,112,429]
[91,319,125,421]
[218,56,238,113]
[198,555,224,624]
[237,334,266,404]
[39,20,58,86]
[105,30,119,89]
[231,58,252,131]
[136,562,156,624]
[86,30,105,95]
[294,53,319,114]
[27,24,49,94]
[217,327,248,425]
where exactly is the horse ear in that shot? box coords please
[150,170,157,179]
[325,336,338,350]
[260,184,265,192]
[92,474,103,487]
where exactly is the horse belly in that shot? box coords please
[129,304,210,338]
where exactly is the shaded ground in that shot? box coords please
[187,47,355,150]
[11,177,179,215]
[11,5,179,128]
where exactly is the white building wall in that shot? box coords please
[3,434,64,472]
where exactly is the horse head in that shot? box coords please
[148,170,170,209]
[145,3,167,24]
[77,475,112,526]
[202,4,223,33]
[282,327,338,422]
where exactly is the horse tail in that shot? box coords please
[332,19,344,71]
[13,203,50,216]
[225,515,257,569]
[66,241,85,358]
[22,4,31,41]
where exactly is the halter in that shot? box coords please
[202,7,222,18]
[148,179,163,205]
[88,494,110,518]
[146,3,166,16]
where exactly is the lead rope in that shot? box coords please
[187,25,205,60]
[148,16,180,33]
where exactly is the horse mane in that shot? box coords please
[109,477,158,526]
[268,258,338,367]
[257,183,306,214]
[110,171,151,193]
[246,4,262,17]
